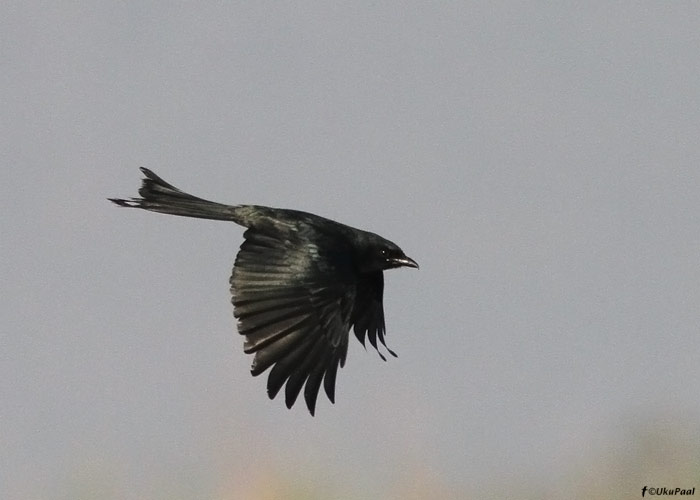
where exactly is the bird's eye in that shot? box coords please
[379,249,388,257]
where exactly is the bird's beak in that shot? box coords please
[389,255,419,269]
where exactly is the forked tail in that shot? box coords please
[109,168,238,222]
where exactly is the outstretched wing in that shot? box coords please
[230,229,355,415]
[351,272,396,361]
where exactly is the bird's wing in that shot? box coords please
[230,229,354,415]
[351,272,396,361]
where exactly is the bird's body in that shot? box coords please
[110,168,417,415]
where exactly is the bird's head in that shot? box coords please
[359,235,419,273]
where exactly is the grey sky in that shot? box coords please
[3,2,700,498]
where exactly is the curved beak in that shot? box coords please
[389,255,419,269]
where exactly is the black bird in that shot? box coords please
[109,168,418,415]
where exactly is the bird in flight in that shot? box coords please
[110,168,418,415]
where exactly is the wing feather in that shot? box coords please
[266,330,320,400]
[323,358,340,403]
[351,272,396,360]
[231,228,353,414]
[304,351,331,415]
[284,339,327,410]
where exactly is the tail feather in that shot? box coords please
[109,168,239,222]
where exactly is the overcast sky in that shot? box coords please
[3,2,700,499]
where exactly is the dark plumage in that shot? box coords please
[109,168,418,415]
